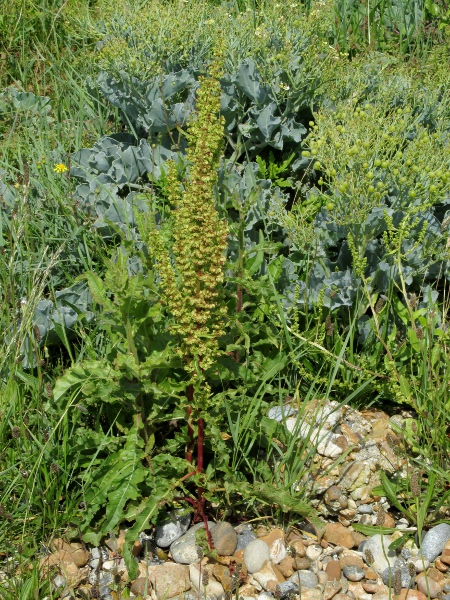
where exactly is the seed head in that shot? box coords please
[201,569,209,587]
[393,568,402,595]
[33,325,41,343]
[408,561,416,577]
[411,471,421,497]
[375,297,384,313]
[376,503,386,526]
[364,548,374,565]
[50,462,59,474]
[45,382,53,398]
[11,426,20,439]
[196,546,204,559]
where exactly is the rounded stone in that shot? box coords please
[170,521,215,564]
[324,523,355,549]
[287,570,319,588]
[416,574,443,598]
[343,565,365,582]
[294,556,311,570]
[397,591,428,600]
[155,511,192,548]
[422,524,450,562]
[211,522,238,556]
[306,544,323,560]
[357,504,374,515]
[326,560,341,581]
[244,539,270,574]
[275,581,299,599]
[382,561,414,589]
[361,534,396,573]
[236,528,257,552]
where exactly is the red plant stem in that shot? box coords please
[185,385,195,464]
[196,416,205,513]
[196,417,204,474]
[174,495,214,550]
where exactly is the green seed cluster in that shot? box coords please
[302,99,450,224]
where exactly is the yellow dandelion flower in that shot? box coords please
[53,163,68,174]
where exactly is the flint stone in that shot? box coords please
[211,521,237,556]
[268,405,296,421]
[422,524,450,562]
[343,565,365,582]
[190,564,224,597]
[381,560,413,588]
[170,521,215,564]
[244,539,270,574]
[416,574,443,598]
[145,563,190,598]
[287,570,319,588]
[236,528,257,552]
[275,581,298,598]
[155,511,192,548]
[361,534,396,573]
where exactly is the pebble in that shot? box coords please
[275,558,293,579]
[275,581,298,598]
[324,523,355,549]
[342,565,365,581]
[325,560,341,581]
[155,511,192,548]
[306,544,323,561]
[53,574,66,589]
[361,534,396,573]
[410,556,430,573]
[244,539,270,574]
[416,574,444,598]
[397,591,428,600]
[287,570,318,588]
[211,521,238,556]
[236,528,258,552]
[170,521,215,564]
[252,561,284,592]
[422,524,450,562]
[381,560,414,588]
[441,539,450,565]
[357,504,374,514]
[294,556,311,570]
[270,538,287,564]
[145,563,190,598]
[190,564,224,597]
[268,405,296,421]
[324,581,342,600]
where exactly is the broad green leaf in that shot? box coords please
[76,271,111,307]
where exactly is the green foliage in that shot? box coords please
[331,0,446,55]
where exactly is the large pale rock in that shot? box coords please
[189,563,224,597]
[244,539,270,574]
[170,521,215,564]
[270,538,287,564]
[50,539,90,567]
[361,534,396,573]
[144,563,191,599]
[416,574,444,598]
[324,523,355,549]
[422,524,450,562]
[155,511,192,548]
[211,521,237,556]
[252,561,284,592]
